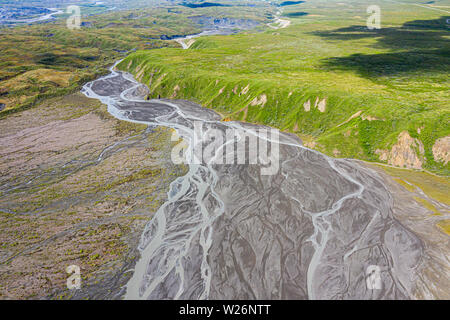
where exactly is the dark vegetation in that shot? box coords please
[316,16,450,76]
[182,2,230,8]
[280,1,305,6]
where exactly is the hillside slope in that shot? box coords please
[118,0,450,175]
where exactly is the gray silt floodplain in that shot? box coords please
[81,64,424,300]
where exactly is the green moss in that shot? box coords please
[378,165,450,205]
[393,178,416,192]
[101,168,162,191]
[413,196,441,215]
[436,219,450,236]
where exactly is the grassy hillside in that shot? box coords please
[118,0,449,175]
[0,7,203,117]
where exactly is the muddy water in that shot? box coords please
[81,64,424,300]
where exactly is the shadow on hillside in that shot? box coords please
[35,52,97,68]
[280,1,305,6]
[181,2,230,8]
[285,12,308,18]
[313,16,450,76]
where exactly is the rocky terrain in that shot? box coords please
[0,93,186,299]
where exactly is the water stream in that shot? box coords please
[81,59,423,300]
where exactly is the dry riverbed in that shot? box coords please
[0,93,187,299]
